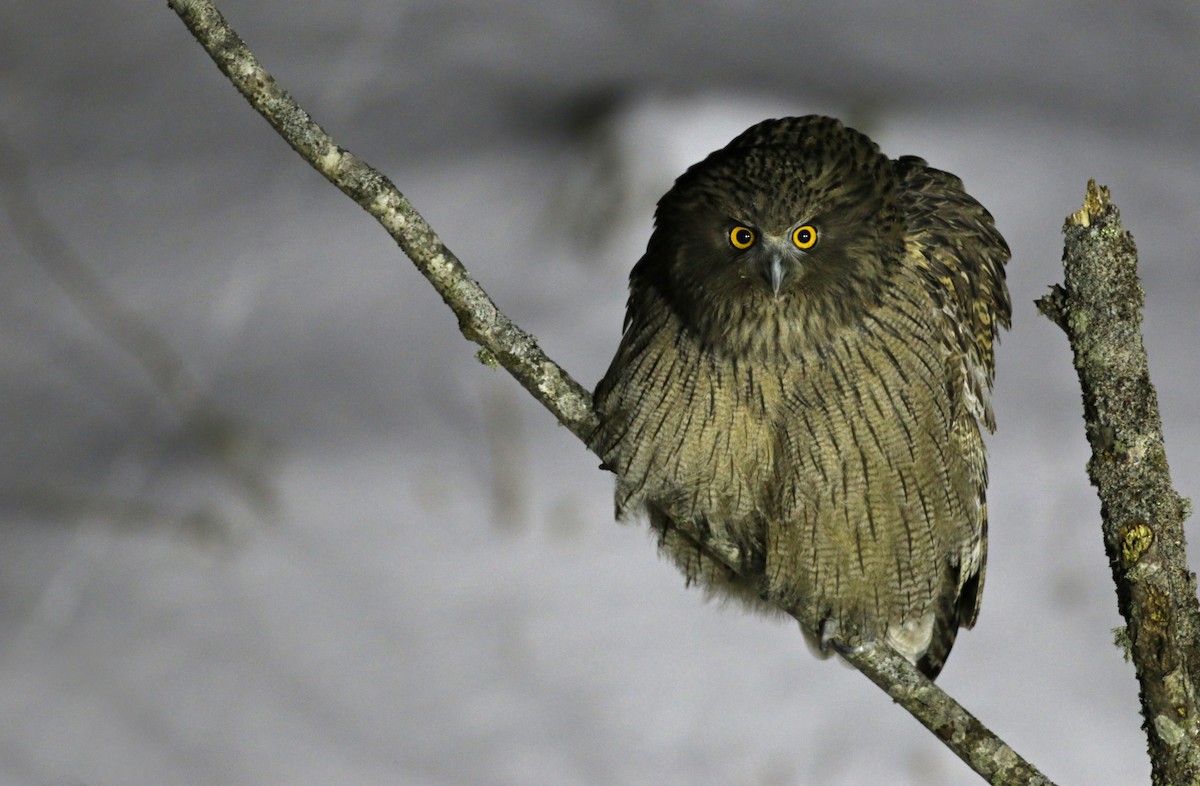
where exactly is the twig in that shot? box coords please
[167,1,1055,781]
[1037,180,1200,784]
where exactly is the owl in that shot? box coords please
[591,115,1010,679]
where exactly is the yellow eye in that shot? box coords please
[792,225,818,249]
[729,226,755,250]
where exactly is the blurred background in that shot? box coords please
[2,2,1198,783]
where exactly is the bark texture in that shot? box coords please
[1038,179,1200,786]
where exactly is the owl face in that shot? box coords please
[647,118,905,350]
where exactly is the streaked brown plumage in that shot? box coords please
[591,115,1010,678]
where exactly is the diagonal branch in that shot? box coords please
[842,645,1050,785]
[1037,180,1200,785]
[167,1,1053,782]
[166,0,595,444]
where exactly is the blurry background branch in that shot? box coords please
[1038,181,1200,785]
[167,1,1054,783]
[0,127,275,531]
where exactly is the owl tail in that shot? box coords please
[914,565,981,679]
[915,627,957,681]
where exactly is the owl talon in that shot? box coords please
[830,640,872,657]
[816,617,867,655]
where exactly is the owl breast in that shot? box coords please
[592,266,979,671]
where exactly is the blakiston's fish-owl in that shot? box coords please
[591,115,1010,679]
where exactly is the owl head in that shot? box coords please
[637,116,906,355]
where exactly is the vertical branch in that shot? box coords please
[1037,180,1200,783]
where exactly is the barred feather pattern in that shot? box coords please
[592,116,1010,679]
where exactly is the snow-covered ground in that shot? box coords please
[2,2,1199,783]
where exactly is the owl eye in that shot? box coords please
[729,226,756,250]
[792,225,818,249]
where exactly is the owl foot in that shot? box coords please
[817,617,872,656]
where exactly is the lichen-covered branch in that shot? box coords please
[165,0,595,443]
[662,520,1054,785]
[843,646,1053,785]
[1037,180,1200,785]
[168,1,1053,781]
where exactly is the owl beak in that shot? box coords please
[764,253,787,296]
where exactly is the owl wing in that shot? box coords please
[894,157,1011,642]
[894,156,1011,431]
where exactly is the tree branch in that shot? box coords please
[842,646,1053,784]
[1037,180,1200,785]
[166,0,595,443]
[168,1,1054,781]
